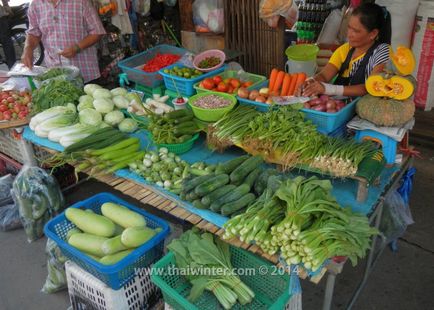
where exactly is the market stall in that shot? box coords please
[0,1,421,309]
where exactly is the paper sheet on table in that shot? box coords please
[347,116,414,141]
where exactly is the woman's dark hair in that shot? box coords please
[352,3,392,45]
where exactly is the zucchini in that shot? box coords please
[244,167,262,188]
[210,184,251,213]
[121,227,156,247]
[68,233,108,257]
[201,184,237,207]
[192,199,208,209]
[254,169,279,195]
[100,249,134,265]
[230,156,264,184]
[102,235,129,255]
[194,174,229,197]
[221,193,256,216]
[101,203,146,229]
[182,174,216,193]
[65,208,116,237]
[215,155,250,174]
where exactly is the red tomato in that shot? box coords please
[3,110,11,120]
[202,78,215,90]
[217,82,228,92]
[243,81,253,88]
[0,104,7,112]
[7,97,14,103]
[18,111,27,119]
[213,75,223,84]
[230,79,241,89]
[13,105,20,114]
[227,85,234,94]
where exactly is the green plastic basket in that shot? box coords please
[151,246,291,310]
[152,133,199,154]
[193,70,266,94]
[188,92,237,122]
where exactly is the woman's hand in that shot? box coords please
[21,49,34,69]
[295,78,315,96]
[301,80,325,97]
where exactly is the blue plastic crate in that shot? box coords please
[44,192,170,290]
[118,45,187,88]
[160,64,226,96]
[237,80,359,133]
[355,129,398,164]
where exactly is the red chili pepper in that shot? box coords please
[142,53,181,72]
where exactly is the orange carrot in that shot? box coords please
[268,68,279,90]
[293,73,307,95]
[287,73,299,96]
[272,71,285,92]
[280,73,292,96]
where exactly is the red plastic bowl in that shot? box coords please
[193,49,226,73]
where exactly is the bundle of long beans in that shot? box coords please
[209,106,376,176]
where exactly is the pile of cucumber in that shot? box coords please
[64,203,161,265]
[180,155,277,216]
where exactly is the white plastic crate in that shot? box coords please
[66,261,161,310]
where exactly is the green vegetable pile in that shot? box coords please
[65,202,161,265]
[141,109,200,145]
[180,155,265,215]
[223,175,378,271]
[163,66,203,79]
[32,79,83,113]
[168,229,255,309]
[209,106,377,177]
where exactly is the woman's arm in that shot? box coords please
[296,63,339,96]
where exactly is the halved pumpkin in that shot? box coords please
[366,74,414,100]
[390,46,416,76]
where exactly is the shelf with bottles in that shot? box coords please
[296,0,331,44]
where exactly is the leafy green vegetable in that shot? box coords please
[32,79,83,113]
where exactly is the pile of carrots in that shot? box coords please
[268,69,307,97]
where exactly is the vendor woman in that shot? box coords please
[298,3,391,98]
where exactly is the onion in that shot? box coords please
[255,95,266,103]
[237,87,249,99]
[304,102,311,109]
[336,101,346,110]
[308,98,322,106]
[249,90,260,100]
[320,95,329,102]
[313,105,326,112]
[326,100,336,110]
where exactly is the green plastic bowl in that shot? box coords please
[188,92,237,122]
[153,133,199,154]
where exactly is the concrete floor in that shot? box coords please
[0,144,433,310]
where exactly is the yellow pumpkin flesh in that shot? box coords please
[390,46,416,76]
[366,74,414,100]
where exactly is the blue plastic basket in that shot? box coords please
[118,45,187,88]
[159,64,226,96]
[44,192,170,290]
[237,80,359,133]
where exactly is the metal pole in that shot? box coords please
[323,272,337,310]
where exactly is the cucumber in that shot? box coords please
[186,191,199,202]
[215,155,250,174]
[230,156,264,185]
[100,249,134,265]
[221,193,256,216]
[182,174,216,193]
[65,208,116,237]
[254,169,279,195]
[194,174,230,197]
[244,167,262,188]
[102,235,129,255]
[210,184,251,213]
[201,184,237,207]
[121,227,156,248]
[68,233,108,257]
[192,199,208,209]
[101,203,146,229]
[66,228,82,241]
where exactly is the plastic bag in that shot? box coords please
[317,8,344,45]
[0,174,14,204]
[0,204,22,231]
[192,0,224,34]
[380,189,414,244]
[259,0,298,28]
[12,166,65,243]
[41,239,67,294]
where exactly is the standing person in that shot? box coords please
[297,3,391,98]
[0,0,16,69]
[21,0,106,83]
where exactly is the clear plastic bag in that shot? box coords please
[192,0,224,34]
[0,174,14,204]
[34,66,83,89]
[380,189,414,243]
[259,0,298,28]
[12,166,65,243]
[0,204,22,231]
[41,239,67,294]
